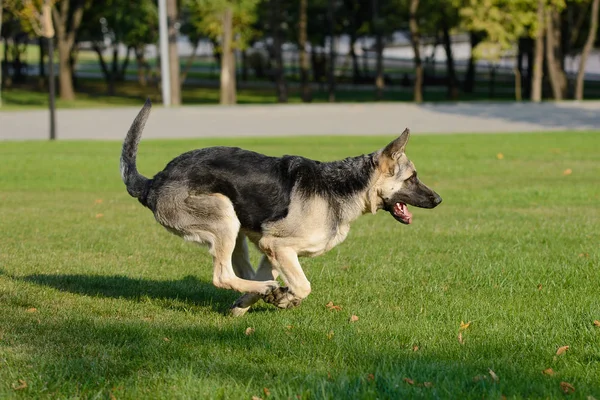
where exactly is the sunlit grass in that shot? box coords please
[0,132,599,399]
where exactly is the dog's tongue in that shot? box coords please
[394,202,412,224]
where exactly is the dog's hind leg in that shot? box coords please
[230,255,279,317]
[231,232,255,280]
[182,194,279,296]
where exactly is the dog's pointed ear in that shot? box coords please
[382,128,410,160]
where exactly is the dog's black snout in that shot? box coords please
[433,193,442,206]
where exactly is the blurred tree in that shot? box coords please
[373,0,383,100]
[80,0,157,94]
[328,0,335,101]
[1,0,4,106]
[166,0,181,105]
[51,0,88,100]
[532,0,544,101]
[408,0,423,102]
[575,0,599,99]
[2,0,57,89]
[185,0,260,105]
[458,0,539,100]
[339,0,370,84]
[272,0,287,102]
[545,0,568,99]
[298,0,311,101]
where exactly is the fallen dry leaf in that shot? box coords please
[251,396,262,400]
[497,153,504,160]
[458,331,464,345]
[340,265,350,271]
[537,284,543,290]
[349,315,359,322]
[325,301,342,311]
[423,382,433,388]
[286,325,293,330]
[163,337,170,342]
[473,375,487,382]
[488,369,499,382]
[587,396,597,400]
[94,199,103,204]
[459,321,471,331]
[403,378,414,385]
[367,373,375,382]
[327,330,334,340]
[95,213,104,218]
[12,379,27,391]
[263,387,271,397]
[109,392,117,400]
[543,368,555,376]
[25,307,37,313]
[563,169,572,176]
[579,253,589,258]
[594,320,600,327]
[412,345,419,352]
[245,327,255,336]
[556,345,569,356]
[560,381,575,394]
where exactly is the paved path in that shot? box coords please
[1,101,599,141]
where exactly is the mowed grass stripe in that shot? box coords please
[0,132,599,399]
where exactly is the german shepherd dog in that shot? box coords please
[121,99,442,316]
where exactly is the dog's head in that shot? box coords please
[368,128,442,224]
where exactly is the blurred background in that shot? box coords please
[1,0,599,109]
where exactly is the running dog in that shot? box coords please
[120,99,442,316]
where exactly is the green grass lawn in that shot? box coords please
[1,132,599,399]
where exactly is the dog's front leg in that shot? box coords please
[259,241,311,309]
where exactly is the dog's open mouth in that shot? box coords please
[391,202,412,224]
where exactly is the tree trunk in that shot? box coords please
[349,32,361,83]
[373,0,384,100]
[328,0,336,102]
[180,40,200,83]
[0,0,3,106]
[441,16,458,100]
[118,46,131,81]
[299,0,311,102]
[241,49,249,82]
[409,0,423,103]
[135,47,147,86]
[220,6,236,105]
[463,32,481,93]
[272,0,288,102]
[109,45,119,95]
[575,0,599,100]
[92,43,111,82]
[56,40,75,100]
[362,37,369,76]
[514,67,522,101]
[167,0,181,105]
[531,0,544,102]
[545,7,567,100]
[51,0,85,101]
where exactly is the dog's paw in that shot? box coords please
[254,280,279,296]
[229,305,251,317]
[262,286,303,309]
[229,293,259,317]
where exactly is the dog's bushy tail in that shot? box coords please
[121,98,151,199]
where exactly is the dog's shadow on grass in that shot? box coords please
[19,273,246,313]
